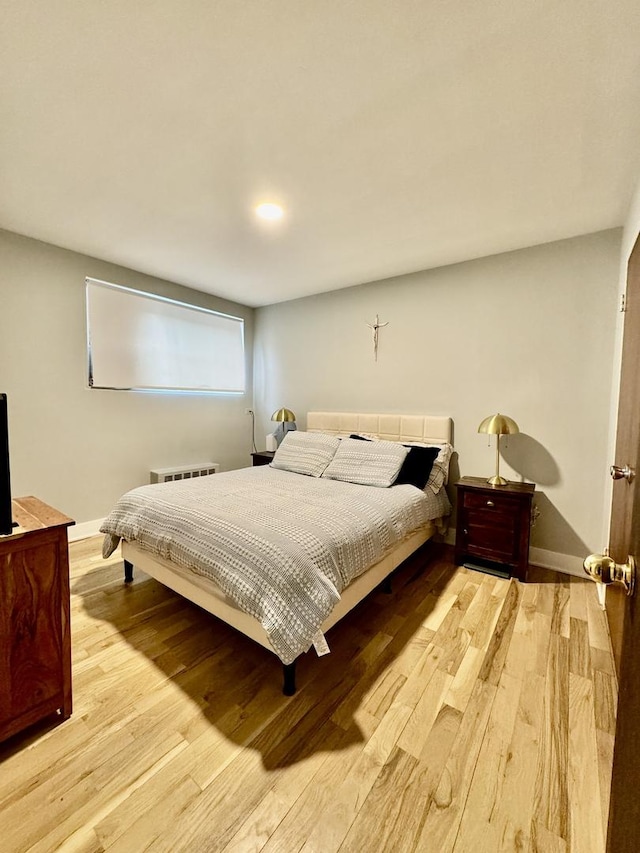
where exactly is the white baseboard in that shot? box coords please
[528,547,586,578]
[68,518,105,542]
[443,528,586,579]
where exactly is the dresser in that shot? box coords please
[454,477,535,581]
[0,497,75,743]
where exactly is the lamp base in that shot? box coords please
[487,475,509,486]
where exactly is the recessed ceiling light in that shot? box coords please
[255,202,284,221]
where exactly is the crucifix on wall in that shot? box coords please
[366,314,389,362]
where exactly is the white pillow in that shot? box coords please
[271,431,340,477]
[422,443,453,492]
[321,437,408,487]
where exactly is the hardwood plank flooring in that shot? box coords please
[0,539,615,853]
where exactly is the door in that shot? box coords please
[602,231,640,853]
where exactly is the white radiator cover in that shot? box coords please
[150,462,219,484]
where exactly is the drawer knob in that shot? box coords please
[486,500,495,507]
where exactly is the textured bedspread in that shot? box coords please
[101,466,451,663]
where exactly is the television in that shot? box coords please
[0,393,14,535]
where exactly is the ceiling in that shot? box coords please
[2,1,640,307]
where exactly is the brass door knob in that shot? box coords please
[583,553,636,596]
[610,464,635,482]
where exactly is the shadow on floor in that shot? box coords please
[70,540,456,770]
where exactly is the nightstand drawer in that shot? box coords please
[463,490,519,514]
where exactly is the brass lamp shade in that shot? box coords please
[477,414,519,437]
[478,413,519,486]
[271,408,296,423]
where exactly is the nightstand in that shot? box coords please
[251,451,275,467]
[454,477,535,582]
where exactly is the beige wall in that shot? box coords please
[254,229,621,559]
[0,229,254,526]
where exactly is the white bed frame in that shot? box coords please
[122,411,452,693]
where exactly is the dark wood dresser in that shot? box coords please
[251,450,275,467]
[454,477,535,581]
[0,497,75,743]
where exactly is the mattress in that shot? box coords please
[101,465,451,663]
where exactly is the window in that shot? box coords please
[86,278,245,393]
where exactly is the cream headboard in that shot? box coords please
[306,412,452,445]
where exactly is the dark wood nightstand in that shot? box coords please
[251,451,275,467]
[454,477,535,582]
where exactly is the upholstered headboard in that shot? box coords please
[306,412,452,445]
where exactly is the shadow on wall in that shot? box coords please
[502,434,590,557]
[502,434,560,486]
[529,491,591,557]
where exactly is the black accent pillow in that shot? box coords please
[349,435,439,489]
[394,445,440,489]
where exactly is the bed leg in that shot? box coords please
[282,661,297,696]
[381,576,392,594]
[124,560,134,584]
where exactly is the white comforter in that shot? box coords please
[101,466,451,663]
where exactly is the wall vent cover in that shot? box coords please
[150,463,219,484]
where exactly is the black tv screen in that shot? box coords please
[0,393,14,535]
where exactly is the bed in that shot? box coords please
[101,412,453,693]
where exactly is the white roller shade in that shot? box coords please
[86,278,245,393]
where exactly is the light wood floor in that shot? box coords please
[0,537,616,853]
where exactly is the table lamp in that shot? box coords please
[270,408,296,447]
[477,413,519,486]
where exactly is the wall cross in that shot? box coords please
[366,314,389,362]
